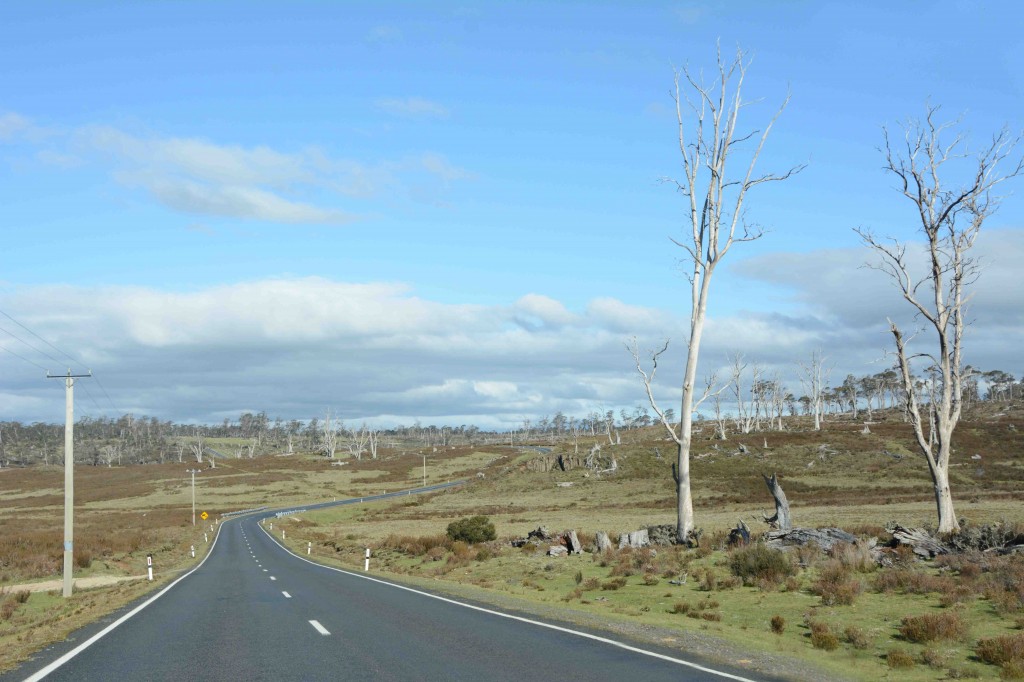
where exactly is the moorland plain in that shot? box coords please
[1,404,1023,680]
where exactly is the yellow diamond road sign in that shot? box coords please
[201,511,208,520]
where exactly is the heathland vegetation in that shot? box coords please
[2,395,1023,679]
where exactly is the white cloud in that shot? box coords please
[143,178,356,224]
[4,112,474,223]
[0,278,672,425]
[0,112,36,141]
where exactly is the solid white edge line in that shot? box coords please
[258,523,759,682]
[22,521,229,682]
[309,619,330,636]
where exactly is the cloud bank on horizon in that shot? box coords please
[2,228,1021,426]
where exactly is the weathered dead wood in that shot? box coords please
[887,523,951,558]
[527,527,550,541]
[764,527,857,552]
[564,530,582,554]
[618,529,650,549]
[594,531,613,552]
[761,472,792,531]
[728,519,751,547]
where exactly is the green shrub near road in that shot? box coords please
[446,515,496,543]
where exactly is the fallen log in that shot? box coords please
[888,523,950,558]
[764,527,857,552]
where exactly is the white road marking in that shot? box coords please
[282,591,291,598]
[309,620,330,636]
[263,569,267,572]
[270,576,276,581]
[22,520,226,682]
[260,522,758,682]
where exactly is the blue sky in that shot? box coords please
[1,2,1022,427]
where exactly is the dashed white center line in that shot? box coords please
[270,576,276,581]
[262,569,267,572]
[282,591,291,598]
[309,620,330,636]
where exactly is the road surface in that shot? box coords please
[7,487,781,682]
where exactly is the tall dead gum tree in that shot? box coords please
[858,106,1021,534]
[633,46,802,543]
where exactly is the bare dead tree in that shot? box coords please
[346,426,370,461]
[365,425,380,459]
[858,105,1021,533]
[320,410,339,459]
[798,350,831,431]
[632,45,801,542]
[189,431,204,465]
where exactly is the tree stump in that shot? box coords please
[762,472,792,531]
[564,530,582,554]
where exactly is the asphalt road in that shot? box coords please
[8,487,781,682]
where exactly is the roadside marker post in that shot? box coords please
[307,542,311,555]
[364,548,370,571]
[282,530,286,540]
[204,533,208,543]
[146,554,153,581]
[190,545,195,558]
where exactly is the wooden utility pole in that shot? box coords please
[47,369,91,598]
[186,468,202,526]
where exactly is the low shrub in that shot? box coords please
[808,619,839,651]
[898,611,969,644]
[976,633,1024,666]
[729,543,795,587]
[920,647,948,668]
[601,577,627,591]
[382,533,449,556]
[75,549,92,569]
[669,601,690,615]
[874,567,955,595]
[843,626,869,650]
[812,560,863,606]
[830,541,876,572]
[1002,659,1024,680]
[770,615,785,635]
[641,573,660,586]
[887,648,916,669]
[446,516,496,544]
[562,588,582,602]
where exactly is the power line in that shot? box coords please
[0,323,69,370]
[0,308,86,369]
[0,307,119,414]
[0,342,49,371]
[91,374,118,412]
